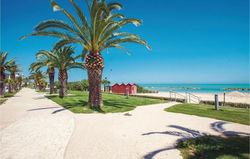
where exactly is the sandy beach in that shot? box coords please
[136,91,250,104]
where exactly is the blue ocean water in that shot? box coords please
[140,84,250,94]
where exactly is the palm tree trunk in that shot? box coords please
[85,51,104,108]
[58,69,68,98]
[10,73,15,92]
[0,69,5,98]
[8,84,12,93]
[88,68,103,107]
[48,67,55,94]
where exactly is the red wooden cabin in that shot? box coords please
[111,83,137,95]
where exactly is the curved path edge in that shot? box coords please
[0,88,75,159]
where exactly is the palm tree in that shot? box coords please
[20,0,151,108]
[7,61,22,92]
[29,70,48,90]
[0,51,15,97]
[5,79,14,93]
[17,76,23,88]
[30,50,56,94]
[23,77,30,87]
[34,46,84,98]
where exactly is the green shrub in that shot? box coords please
[67,79,89,91]
[137,85,158,93]
[177,135,249,159]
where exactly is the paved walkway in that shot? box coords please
[0,88,249,159]
[0,88,74,159]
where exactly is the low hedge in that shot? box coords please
[200,100,250,109]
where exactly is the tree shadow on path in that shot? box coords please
[210,121,250,136]
[142,122,250,159]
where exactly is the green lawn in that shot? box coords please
[0,99,7,105]
[0,89,21,105]
[177,135,249,159]
[46,90,167,113]
[4,91,19,98]
[165,104,249,125]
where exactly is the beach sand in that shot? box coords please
[136,91,250,104]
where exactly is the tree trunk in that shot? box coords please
[48,67,55,94]
[88,68,103,107]
[10,73,15,92]
[8,84,12,93]
[0,69,5,98]
[58,69,68,98]
[85,51,104,108]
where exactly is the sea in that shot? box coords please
[140,84,250,94]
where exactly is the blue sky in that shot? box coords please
[1,0,249,84]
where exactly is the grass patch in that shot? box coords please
[46,90,167,113]
[36,89,50,93]
[165,104,249,125]
[0,99,7,105]
[0,88,21,105]
[177,135,249,159]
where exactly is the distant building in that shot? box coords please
[111,83,137,95]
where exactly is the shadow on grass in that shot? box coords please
[103,99,135,109]
[141,122,250,159]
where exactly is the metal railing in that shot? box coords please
[186,92,201,103]
[170,91,201,103]
[170,91,186,102]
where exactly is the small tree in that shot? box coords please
[0,51,15,97]
[5,78,14,93]
[29,70,48,90]
[39,80,48,90]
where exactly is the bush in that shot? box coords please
[177,135,249,159]
[67,80,89,91]
[137,85,157,93]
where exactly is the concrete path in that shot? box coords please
[0,88,74,159]
[64,103,250,159]
[0,88,249,159]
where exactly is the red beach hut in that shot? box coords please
[111,83,137,95]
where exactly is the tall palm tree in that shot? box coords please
[23,77,30,87]
[30,50,56,94]
[7,61,22,92]
[34,46,84,98]
[29,70,48,90]
[0,51,15,97]
[20,0,151,108]
[17,76,23,88]
[5,79,14,93]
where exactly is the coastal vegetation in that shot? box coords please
[165,104,249,125]
[30,46,84,98]
[7,61,22,92]
[29,70,48,90]
[0,51,23,99]
[0,51,16,97]
[46,90,166,113]
[30,49,56,94]
[177,135,249,159]
[0,88,22,105]
[137,85,158,93]
[21,0,150,108]
[0,99,7,105]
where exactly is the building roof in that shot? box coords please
[111,83,137,86]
